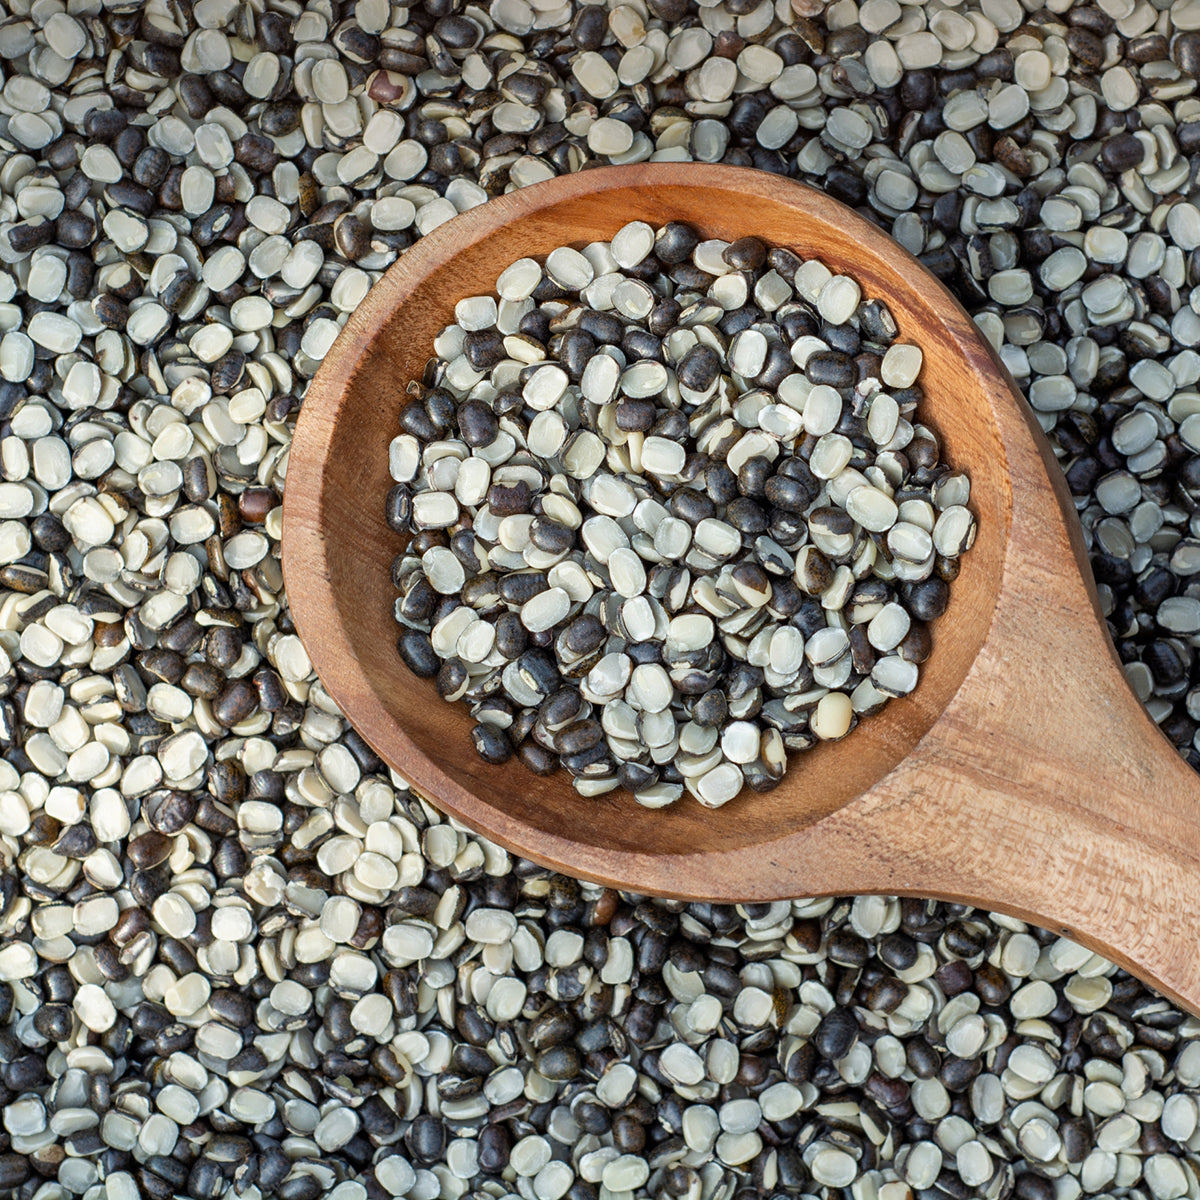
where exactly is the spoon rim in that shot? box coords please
[281,163,1048,895]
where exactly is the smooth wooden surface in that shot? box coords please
[282,165,1200,1015]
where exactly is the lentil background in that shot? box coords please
[1,1,1200,1200]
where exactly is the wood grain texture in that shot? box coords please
[281,164,1200,1015]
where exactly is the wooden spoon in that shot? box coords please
[282,165,1200,1015]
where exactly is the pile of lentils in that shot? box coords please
[388,226,977,806]
[5,0,1200,1198]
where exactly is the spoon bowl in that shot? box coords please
[283,165,1200,1014]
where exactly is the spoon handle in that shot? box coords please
[849,636,1200,1016]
